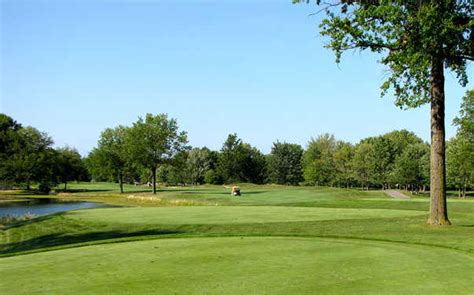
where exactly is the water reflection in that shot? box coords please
[0,198,114,217]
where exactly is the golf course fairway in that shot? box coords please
[68,206,424,225]
[1,237,472,294]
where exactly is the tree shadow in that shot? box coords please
[1,214,53,230]
[0,229,183,256]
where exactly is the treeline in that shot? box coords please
[1,91,471,195]
[0,114,89,193]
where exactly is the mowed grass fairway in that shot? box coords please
[1,184,473,294]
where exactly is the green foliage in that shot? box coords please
[333,141,355,187]
[393,143,430,189]
[84,148,116,182]
[453,90,474,140]
[167,151,188,185]
[361,130,424,187]
[217,134,267,184]
[55,147,89,189]
[185,147,213,185]
[204,169,221,184]
[267,141,304,185]
[302,134,338,186]
[126,113,188,193]
[126,114,189,170]
[447,90,474,196]
[351,142,375,189]
[0,114,23,185]
[0,118,57,192]
[296,0,472,108]
[447,136,473,197]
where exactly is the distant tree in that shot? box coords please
[333,141,354,188]
[204,169,221,184]
[156,164,172,185]
[241,143,267,184]
[447,135,473,197]
[126,114,188,194]
[1,115,85,193]
[383,130,425,156]
[352,142,375,190]
[167,151,188,185]
[55,147,89,190]
[0,114,23,185]
[302,134,337,186]
[186,147,213,185]
[295,1,473,225]
[85,148,115,182]
[96,126,130,193]
[453,90,473,140]
[203,150,221,184]
[393,143,430,192]
[217,134,266,184]
[360,136,393,189]
[217,134,244,183]
[0,114,22,157]
[6,127,55,191]
[448,91,474,197]
[267,141,304,185]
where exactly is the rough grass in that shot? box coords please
[1,183,473,294]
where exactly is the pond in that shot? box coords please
[0,198,114,217]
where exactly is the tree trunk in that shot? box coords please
[152,167,157,194]
[427,56,451,225]
[118,172,123,194]
[64,182,67,191]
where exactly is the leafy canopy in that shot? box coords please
[295,0,473,108]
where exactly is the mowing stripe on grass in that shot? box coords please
[67,206,425,225]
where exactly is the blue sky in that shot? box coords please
[1,0,472,155]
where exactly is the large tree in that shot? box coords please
[302,134,337,186]
[96,126,130,193]
[126,114,188,194]
[55,146,89,191]
[267,141,304,185]
[295,0,472,225]
[333,141,354,188]
[393,143,430,192]
[186,147,213,186]
[453,90,473,140]
[446,135,473,197]
[217,134,267,184]
[6,126,55,191]
[447,90,474,197]
[351,142,375,190]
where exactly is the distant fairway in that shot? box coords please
[69,206,424,225]
[1,237,473,294]
[1,184,473,294]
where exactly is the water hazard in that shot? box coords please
[0,198,114,217]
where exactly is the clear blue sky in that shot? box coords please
[1,0,472,155]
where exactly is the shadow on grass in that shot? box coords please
[2,214,53,230]
[0,229,183,256]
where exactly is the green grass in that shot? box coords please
[1,183,473,294]
[69,206,424,225]
[2,237,473,295]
